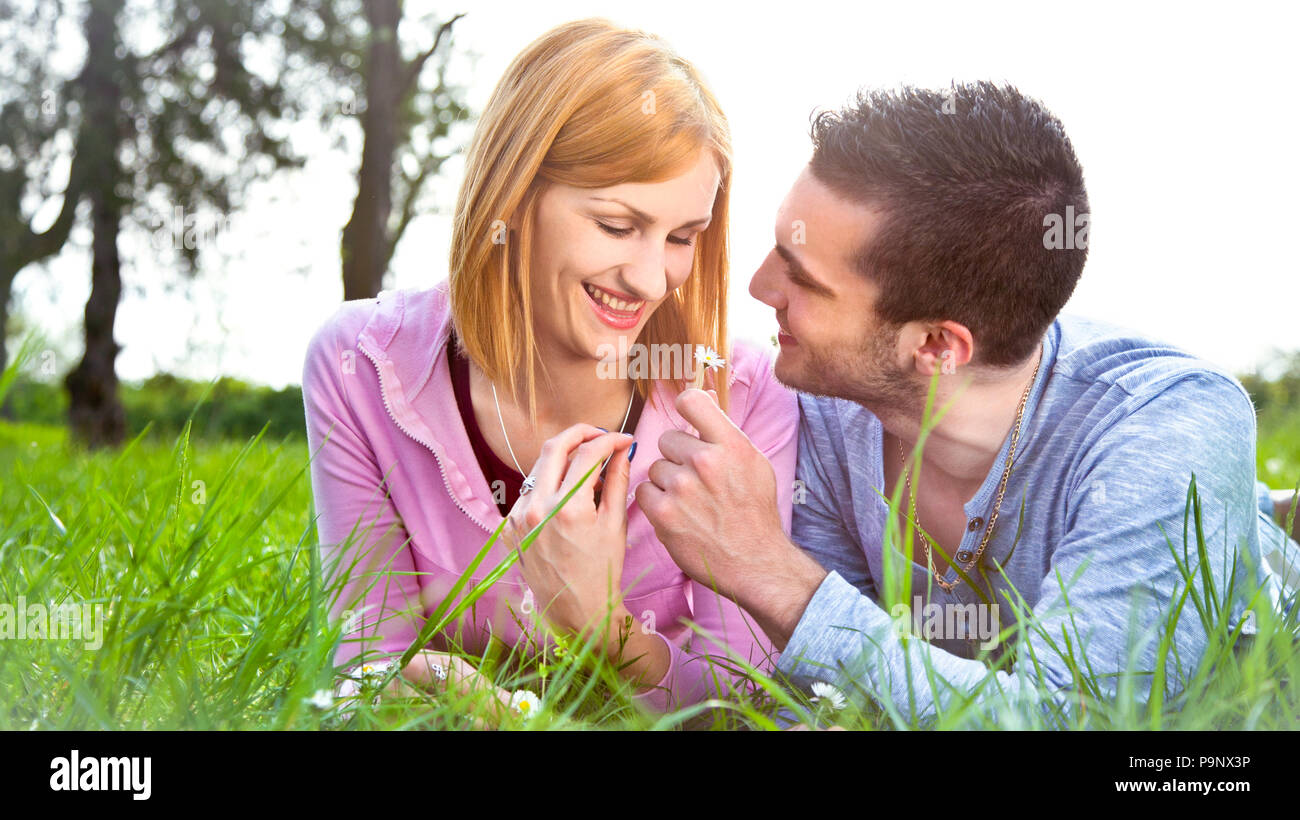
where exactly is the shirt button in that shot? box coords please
[967,517,984,532]
[955,550,974,563]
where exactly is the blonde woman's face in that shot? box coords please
[526,150,720,365]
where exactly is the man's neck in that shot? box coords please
[878,343,1043,501]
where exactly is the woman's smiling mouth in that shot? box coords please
[583,282,646,329]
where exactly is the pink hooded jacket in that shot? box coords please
[301,280,798,711]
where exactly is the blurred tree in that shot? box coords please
[281,0,469,300]
[1,0,471,446]
[2,0,309,447]
[0,0,86,413]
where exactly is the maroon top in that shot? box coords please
[448,329,645,517]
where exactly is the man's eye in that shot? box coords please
[785,263,812,290]
[596,221,633,238]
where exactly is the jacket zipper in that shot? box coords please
[356,342,495,536]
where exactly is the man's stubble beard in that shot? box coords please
[773,321,924,419]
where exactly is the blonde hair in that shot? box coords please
[448,17,732,425]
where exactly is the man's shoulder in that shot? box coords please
[796,390,874,429]
[795,391,881,464]
[1051,314,1254,412]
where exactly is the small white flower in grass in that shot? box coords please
[306,689,334,710]
[509,689,540,720]
[694,346,726,371]
[337,660,394,704]
[810,681,846,711]
[353,660,393,682]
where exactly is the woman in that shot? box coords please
[302,18,798,717]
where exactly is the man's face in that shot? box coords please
[748,166,921,414]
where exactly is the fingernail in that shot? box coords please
[628,442,638,462]
[597,427,608,432]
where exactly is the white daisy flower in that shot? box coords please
[509,689,541,720]
[335,659,395,706]
[694,346,726,371]
[810,681,847,711]
[352,660,394,682]
[306,689,334,710]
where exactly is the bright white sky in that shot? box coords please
[16,0,1300,388]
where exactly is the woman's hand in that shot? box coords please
[505,424,636,637]
[340,651,515,727]
[400,650,503,700]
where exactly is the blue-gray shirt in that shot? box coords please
[778,314,1282,724]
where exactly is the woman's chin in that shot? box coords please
[584,326,640,362]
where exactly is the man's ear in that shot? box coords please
[912,321,974,375]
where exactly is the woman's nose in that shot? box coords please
[619,243,670,302]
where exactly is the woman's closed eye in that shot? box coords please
[596,220,695,246]
[595,220,633,238]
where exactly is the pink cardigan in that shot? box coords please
[301,280,798,711]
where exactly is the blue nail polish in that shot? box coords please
[628,442,638,462]
[597,427,608,432]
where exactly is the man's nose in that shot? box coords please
[749,255,784,310]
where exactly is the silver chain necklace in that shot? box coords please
[490,380,635,482]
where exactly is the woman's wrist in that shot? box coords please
[595,606,671,691]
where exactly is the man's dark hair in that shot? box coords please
[809,81,1089,367]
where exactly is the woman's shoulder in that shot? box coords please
[724,337,797,428]
[306,297,377,353]
[301,299,379,388]
[726,336,777,382]
[303,283,451,367]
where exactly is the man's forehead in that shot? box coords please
[775,169,879,270]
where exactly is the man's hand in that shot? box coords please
[635,388,827,648]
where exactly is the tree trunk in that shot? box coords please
[65,186,126,448]
[340,0,400,301]
[64,0,126,449]
[0,271,12,419]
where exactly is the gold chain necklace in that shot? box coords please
[896,350,1042,592]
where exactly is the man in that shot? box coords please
[636,82,1293,723]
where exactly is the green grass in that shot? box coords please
[0,418,809,730]
[1,352,1298,729]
